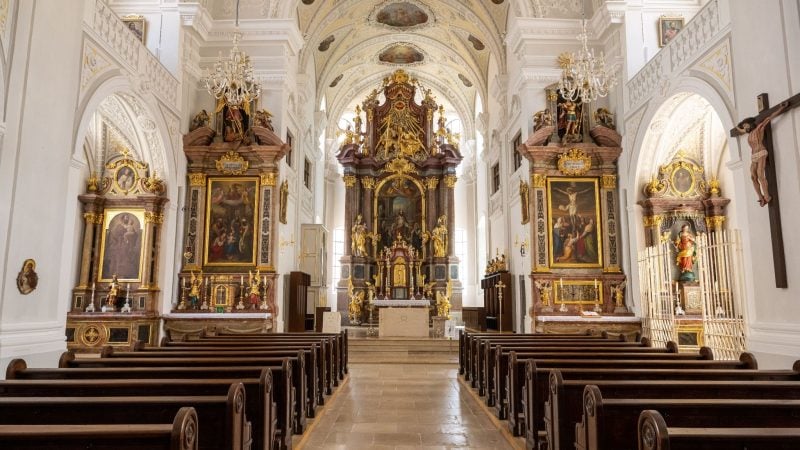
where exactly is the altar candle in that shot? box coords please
[241,275,244,286]
[183,277,186,288]
[560,278,563,288]
[594,279,597,289]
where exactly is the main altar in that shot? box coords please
[336,69,462,325]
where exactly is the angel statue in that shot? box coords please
[347,278,364,324]
[248,269,261,309]
[189,109,210,132]
[612,280,627,310]
[534,280,552,307]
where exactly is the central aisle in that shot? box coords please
[298,363,517,449]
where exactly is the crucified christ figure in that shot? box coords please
[736,101,790,206]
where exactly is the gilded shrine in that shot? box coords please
[336,70,462,324]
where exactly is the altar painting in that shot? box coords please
[547,178,602,267]
[99,209,145,281]
[375,176,425,253]
[204,177,259,266]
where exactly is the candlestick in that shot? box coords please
[594,279,597,289]
[560,278,563,288]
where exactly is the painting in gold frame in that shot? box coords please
[658,16,684,47]
[547,177,602,268]
[554,279,604,305]
[98,209,146,282]
[204,177,259,266]
[122,15,146,44]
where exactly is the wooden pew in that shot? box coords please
[167,338,336,392]
[111,344,324,414]
[549,371,800,450]
[469,337,628,393]
[637,409,800,450]
[0,406,198,450]
[522,355,758,449]
[576,385,800,450]
[188,330,348,379]
[0,382,249,450]
[482,339,649,402]
[499,346,706,424]
[490,341,665,416]
[60,350,308,438]
[3,360,276,450]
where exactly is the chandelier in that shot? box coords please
[557,19,618,103]
[204,0,260,106]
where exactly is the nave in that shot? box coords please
[298,363,515,450]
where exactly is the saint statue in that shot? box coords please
[560,100,580,136]
[673,225,696,281]
[351,214,368,257]
[432,215,448,258]
[248,270,261,309]
[188,271,202,309]
[106,274,120,307]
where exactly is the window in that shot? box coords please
[331,227,345,288]
[512,131,522,171]
[492,163,500,194]
[304,158,312,189]
[454,228,467,281]
[285,130,294,167]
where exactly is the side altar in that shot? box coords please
[337,69,462,325]
[168,106,288,337]
[517,86,637,336]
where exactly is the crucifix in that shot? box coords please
[729,92,799,288]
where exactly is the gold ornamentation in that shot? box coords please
[279,180,288,224]
[83,212,103,224]
[144,212,164,224]
[647,151,708,199]
[643,215,664,228]
[82,325,103,346]
[188,173,207,186]
[142,175,165,195]
[601,174,617,190]
[383,158,419,175]
[424,177,439,190]
[444,175,457,188]
[708,178,721,197]
[557,148,592,176]
[215,151,249,175]
[532,173,547,188]
[347,278,364,324]
[705,215,726,230]
[86,175,100,192]
[361,177,376,190]
[343,175,357,187]
[432,215,448,257]
[520,181,530,225]
[644,176,666,197]
[260,172,276,186]
[436,278,453,319]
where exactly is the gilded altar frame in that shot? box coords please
[203,176,260,266]
[554,279,604,305]
[546,177,603,268]
[97,208,147,282]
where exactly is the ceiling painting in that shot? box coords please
[378,44,425,65]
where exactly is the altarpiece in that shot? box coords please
[68,149,168,350]
[336,70,462,324]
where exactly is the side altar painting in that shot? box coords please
[547,178,601,267]
[99,209,145,281]
[204,177,259,266]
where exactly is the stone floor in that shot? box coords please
[296,363,519,450]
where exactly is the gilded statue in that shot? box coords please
[431,215,448,258]
[253,109,274,131]
[188,270,202,309]
[436,279,453,319]
[533,110,553,131]
[189,109,210,132]
[520,180,530,225]
[347,278,363,323]
[106,274,120,307]
[612,280,627,308]
[248,269,261,309]
[593,108,615,130]
[351,214,368,257]
[279,180,288,224]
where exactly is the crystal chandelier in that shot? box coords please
[204,0,260,106]
[557,19,618,103]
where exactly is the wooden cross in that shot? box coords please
[729,92,799,288]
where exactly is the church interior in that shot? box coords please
[1,0,800,448]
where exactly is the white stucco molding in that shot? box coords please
[748,322,800,359]
[0,321,66,361]
[625,0,731,113]
[82,0,180,116]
